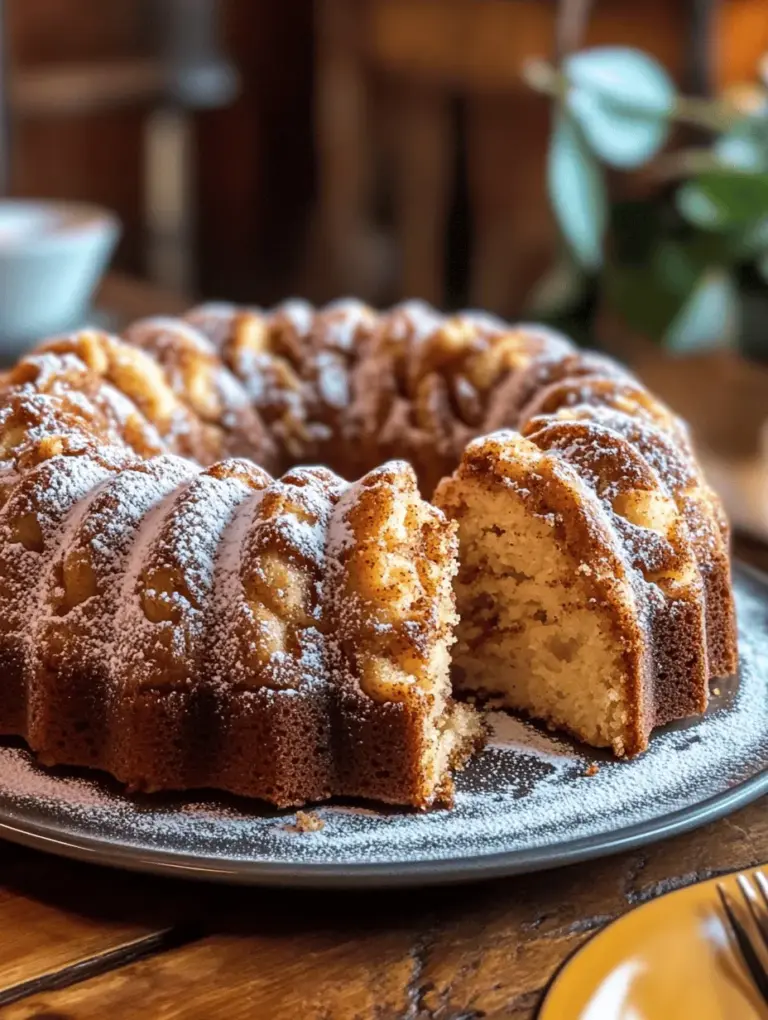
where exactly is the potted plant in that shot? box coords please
[524,43,768,537]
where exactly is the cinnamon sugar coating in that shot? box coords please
[0,300,737,806]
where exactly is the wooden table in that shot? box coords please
[1,275,765,1018]
[0,767,764,1018]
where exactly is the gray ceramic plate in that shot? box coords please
[0,562,766,889]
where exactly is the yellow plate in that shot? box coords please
[539,869,768,1019]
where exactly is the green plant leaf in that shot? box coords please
[547,112,607,269]
[605,235,740,347]
[677,172,768,231]
[564,47,674,168]
[652,241,700,295]
[735,216,768,256]
[715,118,768,172]
[676,184,725,229]
[665,268,739,352]
[565,47,676,116]
[670,232,745,272]
[568,91,670,169]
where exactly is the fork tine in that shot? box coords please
[737,874,768,952]
[718,883,768,1004]
[754,870,768,909]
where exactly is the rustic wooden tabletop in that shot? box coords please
[0,785,765,1018]
[0,278,765,1019]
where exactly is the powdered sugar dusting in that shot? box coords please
[0,298,749,878]
[113,465,254,686]
[0,567,764,877]
[206,467,340,694]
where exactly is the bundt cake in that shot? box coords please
[0,300,738,808]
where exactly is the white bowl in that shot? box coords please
[0,199,120,355]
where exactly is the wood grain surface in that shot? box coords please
[0,796,764,1019]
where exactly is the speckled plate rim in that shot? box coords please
[0,764,765,889]
[0,561,765,890]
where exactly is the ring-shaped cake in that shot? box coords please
[0,300,737,809]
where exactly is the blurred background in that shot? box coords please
[2,0,765,311]
[2,0,768,534]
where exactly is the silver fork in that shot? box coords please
[717,870,768,1003]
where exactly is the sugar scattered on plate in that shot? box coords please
[0,570,765,871]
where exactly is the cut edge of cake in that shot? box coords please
[434,429,712,757]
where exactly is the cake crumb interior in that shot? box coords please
[449,484,631,755]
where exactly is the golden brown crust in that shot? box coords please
[35,330,222,463]
[0,354,165,462]
[122,317,278,472]
[185,299,378,476]
[524,420,710,734]
[0,300,737,805]
[522,401,737,680]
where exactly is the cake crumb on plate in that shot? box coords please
[293,810,325,833]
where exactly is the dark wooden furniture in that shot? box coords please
[94,270,191,323]
[2,2,316,305]
[313,0,768,313]
[1,1,236,294]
